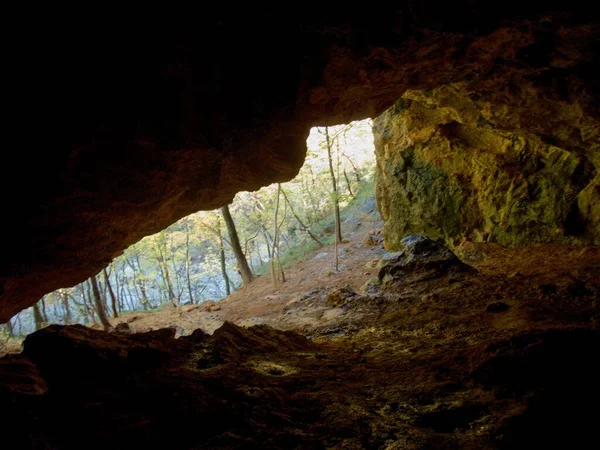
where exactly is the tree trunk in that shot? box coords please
[40,296,49,324]
[168,233,184,303]
[114,266,123,312]
[90,275,112,331]
[218,230,231,296]
[103,268,119,318]
[123,273,138,311]
[184,220,195,304]
[78,283,90,324]
[343,169,354,197]
[32,302,44,331]
[15,314,23,336]
[271,184,285,287]
[131,256,153,309]
[325,127,343,243]
[221,204,254,286]
[154,234,177,306]
[343,153,361,182]
[4,319,14,338]
[281,188,324,247]
[60,289,71,324]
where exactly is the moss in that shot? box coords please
[374,84,600,249]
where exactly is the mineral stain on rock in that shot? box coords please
[374,84,600,251]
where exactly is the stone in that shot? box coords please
[113,322,132,334]
[377,234,476,286]
[170,324,186,338]
[0,354,48,397]
[376,252,404,269]
[364,259,380,269]
[326,285,360,307]
[203,301,222,312]
[183,328,208,343]
[486,302,510,313]
[361,277,382,294]
[374,82,600,252]
[22,325,176,387]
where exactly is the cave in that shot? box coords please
[2,4,599,449]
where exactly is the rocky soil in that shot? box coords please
[2,219,599,449]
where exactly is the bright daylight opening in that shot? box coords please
[1,119,376,345]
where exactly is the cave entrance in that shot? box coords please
[1,119,376,345]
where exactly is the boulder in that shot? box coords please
[378,234,476,286]
[326,285,360,307]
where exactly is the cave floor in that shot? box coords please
[2,221,599,449]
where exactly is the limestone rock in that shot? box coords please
[376,251,404,268]
[326,285,360,307]
[374,82,600,251]
[361,277,382,294]
[378,234,476,286]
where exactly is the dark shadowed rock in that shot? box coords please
[0,354,47,397]
[211,322,316,362]
[471,328,600,448]
[361,277,382,294]
[113,322,132,334]
[378,234,476,286]
[486,302,511,313]
[23,325,176,386]
[182,328,208,343]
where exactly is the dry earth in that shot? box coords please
[2,211,599,449]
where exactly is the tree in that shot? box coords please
[90,275,112,331]
[59,289,72,324]
[323,127,343,244]
[32,301,44,331]
[152,232,178,307]
[281,187,323,247]
[103,267,119,318]
[269,184,287,286]
[8,118,375,335]
[40,296,49,324]
[221,204,254,287]
[218,223,231,296]
[183,219,195,304]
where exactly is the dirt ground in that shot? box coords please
[3,210,599,449]
[107,218,600,346]
[108,214,389,336]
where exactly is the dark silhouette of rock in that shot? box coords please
[378,234,476,286]
[486,302,510,313]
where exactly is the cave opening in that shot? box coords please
[0,120,376,341]
[1,6,600,448]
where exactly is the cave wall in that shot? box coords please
[374,82,600,250]
[2,4,599,321]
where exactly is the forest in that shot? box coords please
[1,120,375,339]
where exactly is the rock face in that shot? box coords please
[374,81,600,250]
[378,234,476,286]
[2,5,600,320]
